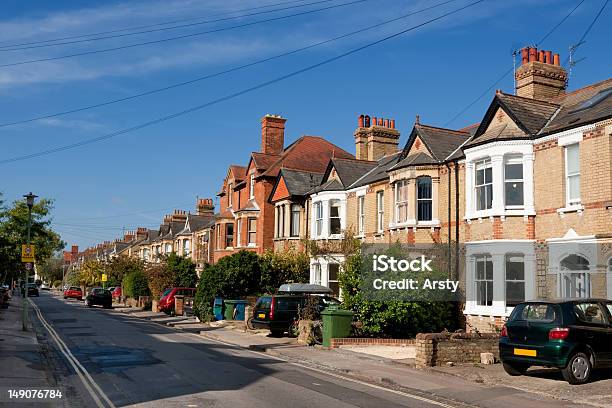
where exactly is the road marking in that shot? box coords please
[30,299,115,408]
[172,329,461,408]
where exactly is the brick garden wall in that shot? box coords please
[415,332,499,368]
[330,338,415,348]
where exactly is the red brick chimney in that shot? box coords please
[196,198,215,216]
[123,231,134,242]
[261,114,286,155]
[136,227,148,240]
[171,209,188,223]
[354,114,400,161]
[515,47,567,101]
[71,245,79,256]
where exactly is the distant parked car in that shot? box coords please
[40,282,51,290]
[500,299,612,384]
[111,287,122,301]
[22,283,39,297]
[64,286,83,300]
[85,288,112,309]
[159,287,196,313]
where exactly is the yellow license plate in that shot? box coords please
[514,348,536,357]
[258,313,266,319]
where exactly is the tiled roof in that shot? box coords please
[280,169,324,197]
[541,78,612,135]
[413,124,471,162]
[308,178,344,193]
[251,152,279,171]
[496,93,559,134]
[329,157,378,188]
[261,135,354,178]
[349,152,401,188]
[229,165,247,181]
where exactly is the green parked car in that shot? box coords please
[500,299,612,384]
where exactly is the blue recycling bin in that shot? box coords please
[232,300,248,321]
[213,297,224,321]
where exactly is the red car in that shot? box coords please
[159,287,196,313]
[63,286,83,301]
[112,287,122,301]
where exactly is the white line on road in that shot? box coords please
[172,329,460,408]
[30,299,116,408]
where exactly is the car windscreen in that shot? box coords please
[70,287,81,291]
[511,303,560,323]
[161,288,172,298]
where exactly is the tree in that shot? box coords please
[37,256,65,283]
[104,255,145,287]
[167,252,198,288]
[260,249,309,293]
[0,194,64,284]
[78,260,103,288]
[145,260,174,300]
[123,270,150,298]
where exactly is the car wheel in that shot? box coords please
[63,296,67,299]
[86,302,92,308]
[502,362,529,376]
[562,352,592,384]
[270,329,284,337]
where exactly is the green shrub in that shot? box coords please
[122,270,150,299]
[52,279,62,289]
[340,253,458,338]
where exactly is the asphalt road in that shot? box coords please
[30,292,465,408]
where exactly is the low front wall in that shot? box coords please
[330,338,415,348]
[415,332,499,368]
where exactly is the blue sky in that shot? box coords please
[0,0,610,249]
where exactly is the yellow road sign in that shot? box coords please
[101,274,108,282]
[21,244,35,263]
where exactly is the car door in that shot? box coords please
[601,301,612,365]
[573,302,609,367]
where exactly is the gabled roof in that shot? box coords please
[394,124,470,169]
[269,169,324,202]
[349,151,402,188]
[261,135,354,178]
[251,152,279,171]
[326,157,378,188]
[229,165,247,181]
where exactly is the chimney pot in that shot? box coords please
[364,115,370,127]
[538,50,545,63]
[390,119,395,129]
[529,47,538,62]
[415,114,420,125]
[378,118,383,126]
[545,50,552,64]
[372,117,377,126]
[521,47,529,65]
[553,53,560,66]
[358,114,364,127]
[384,118,389,128]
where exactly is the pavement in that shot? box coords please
[7,290,608,407]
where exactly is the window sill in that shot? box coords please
[465,208,535,220]
[557,204,584,215]
[389,220,440,229]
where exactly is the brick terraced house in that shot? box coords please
[213,114,353,262]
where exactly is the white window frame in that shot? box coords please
[475,254,493,307]
[504,254,525,307]
[475,158,493,211]
[312,263,322,285]
[236,219,242,247]
[228,183,233,207]
[329,200,342,236]
[416,176,433,222]
[376,191,384,233]
[327,263,340,296]
[249,173,255,200]
[394,180,409,223]
[565,143,581,207]
[358,196,365,236]
[247,217,257,246]
[290,204,300,238]
[504,155,524,209]
[314,202,323,237]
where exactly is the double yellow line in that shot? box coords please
[30,299,115,408]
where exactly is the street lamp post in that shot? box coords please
[22,192,37,331]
